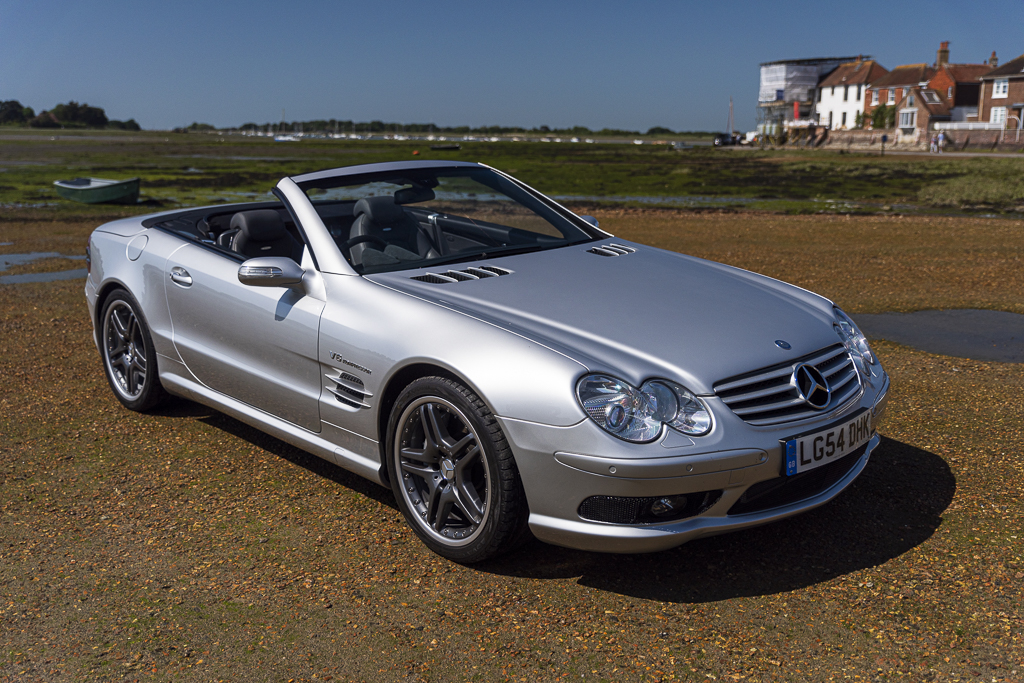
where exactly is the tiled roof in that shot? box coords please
[899,88,950,117]
[982,53,1024,78]
[818,60,889,87]
[870,64,935,88]
[942,64,995,83]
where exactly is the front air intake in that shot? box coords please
[578,490,721,525]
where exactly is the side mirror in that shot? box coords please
[237,257,304,287]
[579,215,600,229]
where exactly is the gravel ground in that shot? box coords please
[1,211,1022,682]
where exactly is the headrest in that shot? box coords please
[394,186,435,205]
[353,196,404,224]
[229,209,286,242]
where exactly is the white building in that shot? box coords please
[757,56,862,131]
[814,59,889,129]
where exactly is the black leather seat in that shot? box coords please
[349,196,437,267]
[229,210,301,261]
[216,229,239,248]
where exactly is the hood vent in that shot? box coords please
[588,243,636,257]
[411,265,512,284]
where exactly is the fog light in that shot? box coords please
[650,495,688,517]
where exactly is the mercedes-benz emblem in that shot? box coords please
[792,363,831,409]
[440,458,456,482]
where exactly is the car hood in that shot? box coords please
[367,241,841,394]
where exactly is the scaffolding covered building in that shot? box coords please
[757,56,865,139]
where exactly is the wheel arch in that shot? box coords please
[93,278,134,345]
[375,361,494,486]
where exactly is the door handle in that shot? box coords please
[169,266,193,286]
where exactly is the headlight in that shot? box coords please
[834,307,875,376]
[576,374,712,443]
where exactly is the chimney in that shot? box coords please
[989,51,998,68]
[936,41,949,67]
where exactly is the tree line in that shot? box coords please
[0,100,140,130]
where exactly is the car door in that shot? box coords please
[164,242,325,432]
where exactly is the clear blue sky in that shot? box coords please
[2,0,1022,132]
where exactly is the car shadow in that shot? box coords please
[476,436,955,604]
[150,399,954,602]
[151,396,398,511]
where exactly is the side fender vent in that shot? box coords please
[587,243,636,257]
[326,371,371,409]
[411,265,512,284]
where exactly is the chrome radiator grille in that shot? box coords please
[713,344,861,426]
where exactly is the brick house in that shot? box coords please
[978,52,1024,130]
[863,64,935,123]
[894,87,950,143]
[814,59,888,129]
[925,43,994,122]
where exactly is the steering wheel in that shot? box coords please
[339,234,388,252]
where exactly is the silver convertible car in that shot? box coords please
[85,160,889,562]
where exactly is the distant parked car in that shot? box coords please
[85,160,890,562]
[713,133,741,146]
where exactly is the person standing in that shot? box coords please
[930,134,938,153]
[937,131,946,154]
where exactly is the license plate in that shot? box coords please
[783,410,872,476]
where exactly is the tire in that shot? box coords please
[385,376,529,563]
[99,288,168,412]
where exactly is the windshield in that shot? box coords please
[297,167,599,274]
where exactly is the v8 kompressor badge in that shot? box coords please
[329,351,371,375]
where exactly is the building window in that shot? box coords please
[947,86,953,99]
[843,85,849,101]
[991,106,1007,124]
[841,112,847,127]
[993,79,1009,98]
[887,89,895,104]
[857,85,862,100]
[908,94,915,106]
[899,110,917,128]
[828,111,833,128]
[831,86,835,96]
[872,90,879,105]
[817,88,822,102]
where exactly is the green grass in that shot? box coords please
[4,129,1024,217]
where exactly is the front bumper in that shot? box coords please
[500,370,890,553]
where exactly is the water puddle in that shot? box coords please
[855,309,1023,363]
[164,154,306,161]
[0,252,88,285]
[0,202,60,209]
[1,269,88,284]
[554,194,757,207]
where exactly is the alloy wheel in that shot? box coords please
[394,397,491,546]
[103,301,148,400]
